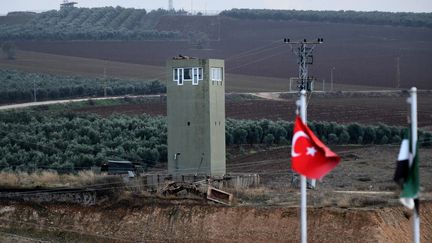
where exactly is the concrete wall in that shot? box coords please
[166,58,226,176]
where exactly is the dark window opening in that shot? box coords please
[184,68,192,80]
[187,121,190,126]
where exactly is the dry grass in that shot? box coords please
[0,170,109,189]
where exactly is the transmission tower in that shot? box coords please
[168,0,174,10]
[396,56,400,88]
[283,38,324,93]
[284,38,324,189]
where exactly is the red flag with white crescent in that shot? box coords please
[291,116,341,179]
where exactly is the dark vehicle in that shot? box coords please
[101,160,135,177]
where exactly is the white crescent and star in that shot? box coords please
[291,131,317,157]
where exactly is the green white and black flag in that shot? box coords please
[393,129,420,213]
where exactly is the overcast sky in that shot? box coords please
[1,0,432,15]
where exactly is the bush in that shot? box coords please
[362,127,376,144]
[263,134,275,146]
[338,130,350,144]
[328,133,338,145]
[347,123,364,144]
[233,127,248,144]
[391,135,401,144]
[379,135,389,144]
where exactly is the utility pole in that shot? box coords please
[168,0,173,11]
[33,78,37,102]
[284,38,323,93]
[330,67,335,91]
[103,66,107,97]
[284,38,324,189]
[396,56,400,88]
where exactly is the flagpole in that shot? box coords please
[410,87,420,243]
[300,89,307,243]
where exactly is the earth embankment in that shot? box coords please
[0,202,430,242]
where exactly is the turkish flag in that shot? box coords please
[291,116,341,179]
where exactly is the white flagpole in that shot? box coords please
[410,87,420,243]
[300,89,307,243]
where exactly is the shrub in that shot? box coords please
[362,127,376,144]
[379,135,389,144]
[263,134,275,146]
[347,123,364,144]
[391,135,401,144]
[338,130,350,144]
[328,133,338,145]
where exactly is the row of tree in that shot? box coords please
[0,7,185,41]
[225,119,432,146]
[0,110,431,172]
[220,9,432,28]
[0,69,166,104]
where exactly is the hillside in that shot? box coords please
[1,8,431,89]
[11,16,432,89]
[0,7,182,41]
[220,9,432,28]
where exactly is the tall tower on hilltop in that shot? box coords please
[166,57,226,177]
[168,0,174,10]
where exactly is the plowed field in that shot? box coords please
[14,16,432,89]
[74,93,432,129]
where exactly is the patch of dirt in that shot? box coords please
[227,145,432,192]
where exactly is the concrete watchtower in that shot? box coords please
[166,57,226,176]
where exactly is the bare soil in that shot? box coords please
[226,145,432,193]
[0,201,431,242]
[0,51,381,93]
[14,17,432,89]
[73,93,432,129]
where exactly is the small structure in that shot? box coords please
[207,186,233,205]
[60,0,77,9]
[166,56,226,177]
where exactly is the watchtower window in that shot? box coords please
[211,67,223,81]
[173,67,203,85]
[192,67,203,85]
[183,68,192,81]
[173,68,179,81]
